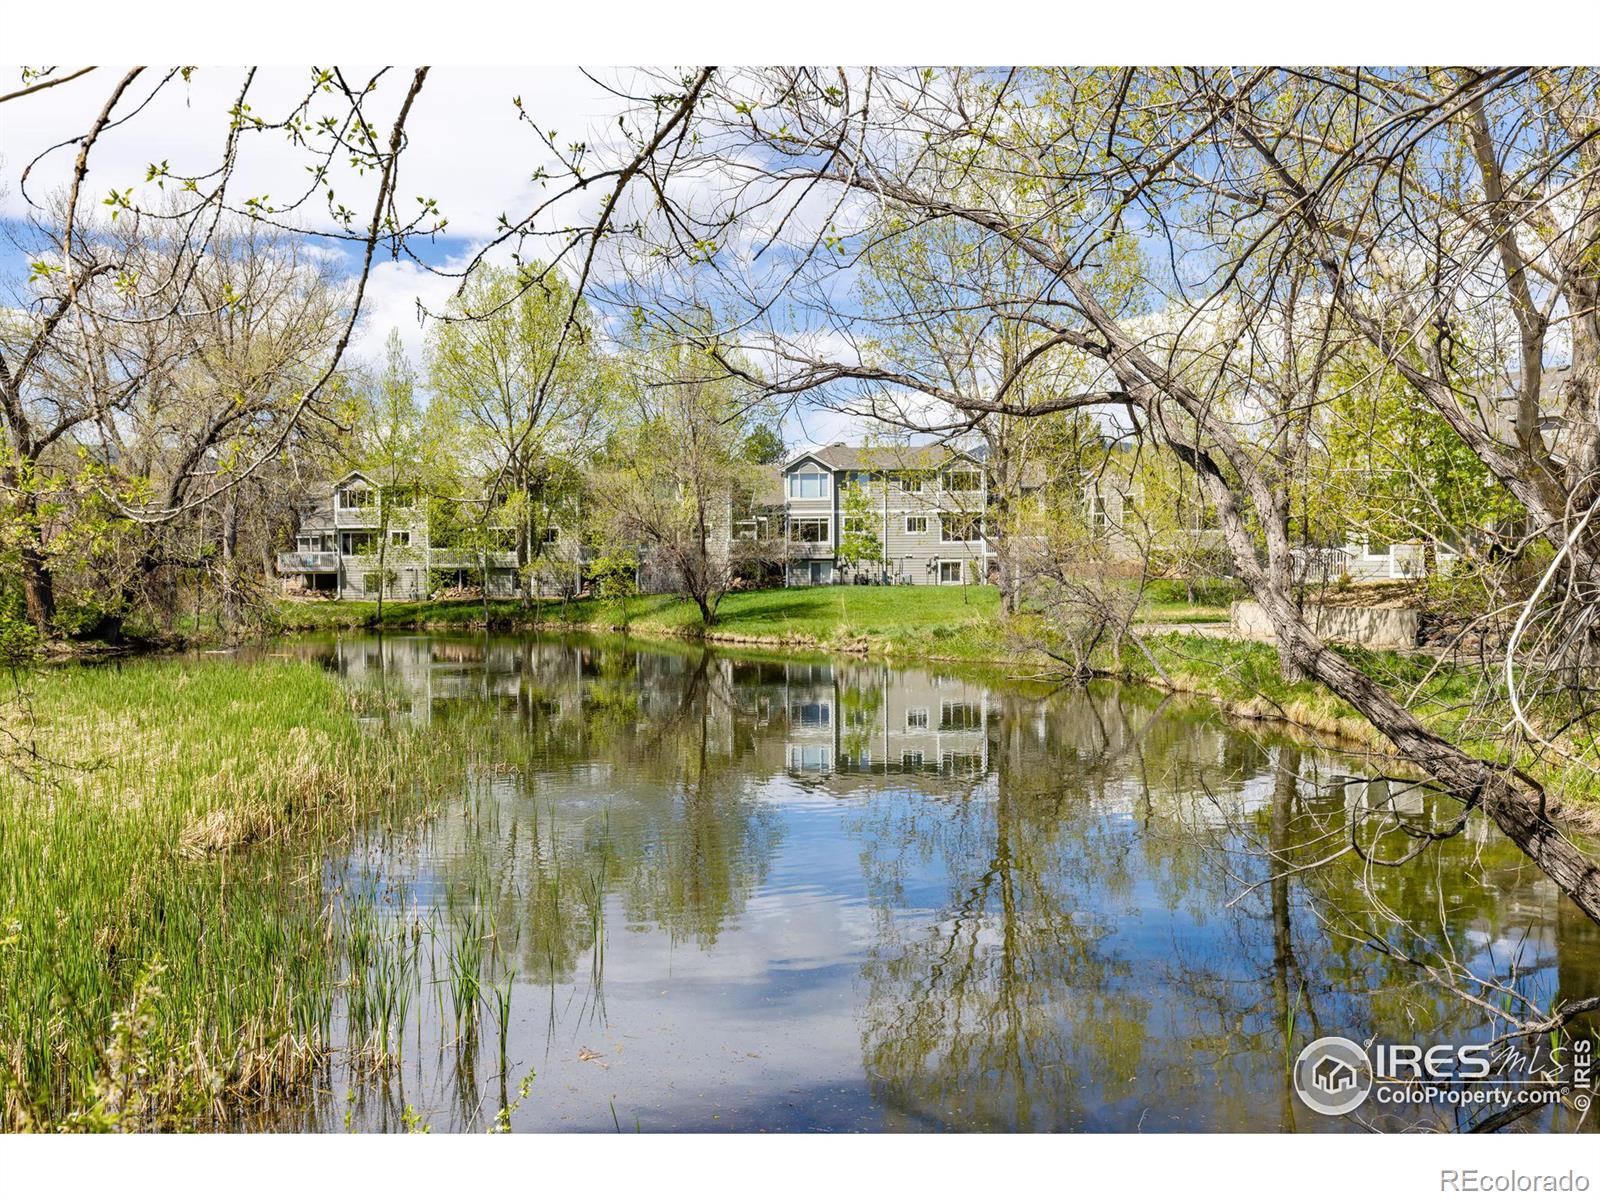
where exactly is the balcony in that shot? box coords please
[334,505,379,528]
[428,548,518,570]
[786,541,835,559]
[277,551,338,573]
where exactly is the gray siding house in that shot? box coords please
[775,444,994,586]
[276,470,521,599]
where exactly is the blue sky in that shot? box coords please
[1,65,873,448]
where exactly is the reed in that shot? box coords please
[0,656,469,1130]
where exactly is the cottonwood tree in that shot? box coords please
[426,265,612,601]
[586,67,1600,935]
[596,343,773,625]
[852,207,1136,611]
[340,328,444,624]
[0,66,438,634]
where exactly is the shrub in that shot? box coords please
[1143,577,1245,607]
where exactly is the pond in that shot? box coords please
[262,633,1599,1133]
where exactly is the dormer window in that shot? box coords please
[337,484,374,508]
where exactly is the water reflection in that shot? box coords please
[267,633,1596,1133]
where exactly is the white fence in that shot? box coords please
[1292,542,1458,584]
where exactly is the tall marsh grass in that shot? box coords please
[0,656,468,1130]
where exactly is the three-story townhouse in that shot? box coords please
[276,470,521,599]
[776,444,994,586]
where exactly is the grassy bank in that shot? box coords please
[274,585,1016,656]
[273,585,1231,658]
[1114,634,1600,820]
[0,657,467,1130]
[1114,633,1463,748]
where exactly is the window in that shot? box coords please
[362,573,381,595]
[944,469,982,493]
[1365,540,1390,558]
[904,515,928,535]
[940,700,983,731]
[1087,490,1110,535]
[788,471,830,499]
[901,751,924,770]
[788,744,833,772]
[899,473,924,494]
[938,560,965,584]
[341,531,378,555]
[905,707,929,730]
[940,513,983,543]
[296,535,326,552]
[337,485,374,508]
[390,530,411,547]
[847,470,875,486]
[789,701,831,728]
[789,518,831,545]
[942,752,982,776]
[541,526,561,545]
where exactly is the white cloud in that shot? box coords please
[1,67,633,239]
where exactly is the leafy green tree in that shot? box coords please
[836,482,884,580]
[425,265,609,599]
[339,330,436,625]
[590,549,640,632]
[1325,350,1521,567]
[739,424,786,465]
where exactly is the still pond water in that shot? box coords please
[269,634,1598,1133]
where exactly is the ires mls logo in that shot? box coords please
[1293,1037,1373,1116]
[1292,1035,1596,1119]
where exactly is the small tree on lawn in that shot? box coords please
[590,549,639,633]
[837,482,884,583]
[340,330,436,628]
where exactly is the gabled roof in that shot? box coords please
[784,442,981,472]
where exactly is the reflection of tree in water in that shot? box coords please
[357,636,783,986]
[847,677,1600,1133]
[311,635,1598,1132]
[1157,737,1600,1131]
[849,685,1217,1131]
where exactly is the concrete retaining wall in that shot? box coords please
[1231,601,1420,650]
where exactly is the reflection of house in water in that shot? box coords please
[770,661,991,784]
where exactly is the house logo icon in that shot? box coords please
[1293,1037,1373,1116]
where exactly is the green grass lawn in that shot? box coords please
[273,583,1227,653]
[274,585,1014,659]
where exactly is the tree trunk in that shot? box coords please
[12,485,55,633]
[20,541,55,633]
[1261,584,1600,925]
[221,496,240,633]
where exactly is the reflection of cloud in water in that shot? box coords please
[276,632,1600,1133]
